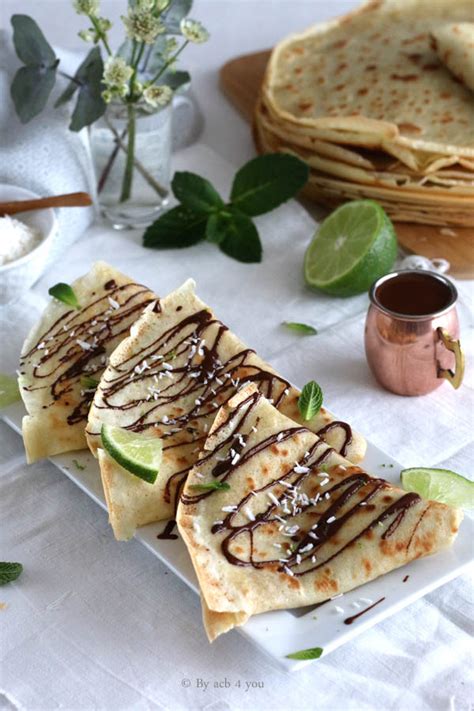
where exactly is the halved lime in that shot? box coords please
[101,424,163,484]
[401,467,474,509]
[304,200,397,297]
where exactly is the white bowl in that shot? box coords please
[0,184,57,305]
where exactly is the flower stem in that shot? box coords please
[148,40,189,86]
[89,14,112,55]
[104,114,169,199]
[97,127,127,194]
[120,104,136,203]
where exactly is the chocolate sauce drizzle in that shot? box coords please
[20,281,155,425]
[181,390,423,581]
[157,520,178,540]
[87,304,356,510]
[343,597,385,625]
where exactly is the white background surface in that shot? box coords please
[0,2,473,710]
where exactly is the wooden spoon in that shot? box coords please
[0,192,93,216]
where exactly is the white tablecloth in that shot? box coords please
[1,2,473,710]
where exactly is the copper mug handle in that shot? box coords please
[437,327,465,389]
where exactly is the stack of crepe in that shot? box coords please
[255,0,474,228]
[18,263,463,642]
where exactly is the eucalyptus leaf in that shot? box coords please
[54,79,78,109]
[11,14,57,66]
[143,205,207,248]
[230,153,309,217]
[298,381,323,421]
[172,172,224,213]
[160,69,191,91]
[162,0,193,33]
[285,646,323,661]
[68,47,106,131]
[217,209,263,264]
[11,65,57,123]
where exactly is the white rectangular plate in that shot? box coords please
[3,402,472,672]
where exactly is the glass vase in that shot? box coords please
[89,101,172,229]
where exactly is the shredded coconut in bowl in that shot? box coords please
[0,215,42,266]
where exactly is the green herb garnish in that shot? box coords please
[0,562,23,586]
[80,375,99,390]
[143,154,309,263]
[0,374,21,408]
[48,283,81,310]
[189,481,231,492]
[286,646,323,661]
[283,322,318,336]
[298,381,323,421]
[73,459,86,471]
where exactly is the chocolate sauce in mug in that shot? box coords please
[375,272,452,316]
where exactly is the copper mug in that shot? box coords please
[365,270,465,396]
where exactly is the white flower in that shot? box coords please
[143,84,173,107]
[78,29,95,42]
[122,7,165,44]
[74,0,99,16]
[163,37,178,58]
[102,89,113,104]
[180,18,209,44]
[103,56,133,88]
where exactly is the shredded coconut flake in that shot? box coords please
[0,215,42,266]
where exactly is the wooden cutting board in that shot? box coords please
[220,51,474,279]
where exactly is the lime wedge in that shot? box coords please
[101,424,163,484]
[304,200,397,297]
[401,467,474,509]
[0,374,21,409]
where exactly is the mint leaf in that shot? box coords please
[285,646,323,660]
[0,562,23,586]
[189,481,231,492]
[80,375,99,390]
[218,210,262,263]
[0,374,21,409]
[206,211,232,244]
[48,283,81,310]
[283,322,318,336]
[298,381,323,421]
[172,172,224,214]
[144,206,207,249]
[230,154,309,217]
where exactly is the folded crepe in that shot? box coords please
[19,262,156,462]
[87,279,366,540]
[177,385,462,641]
[431,23,474,93]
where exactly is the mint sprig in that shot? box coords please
[80,375,99,390]
[143,153,309,263]
[285,646,323,660]
[298,381,323,421]
[189,481,231,492]
[283,322,318,336]
[48,283,81,310]
[0,562,23,586]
